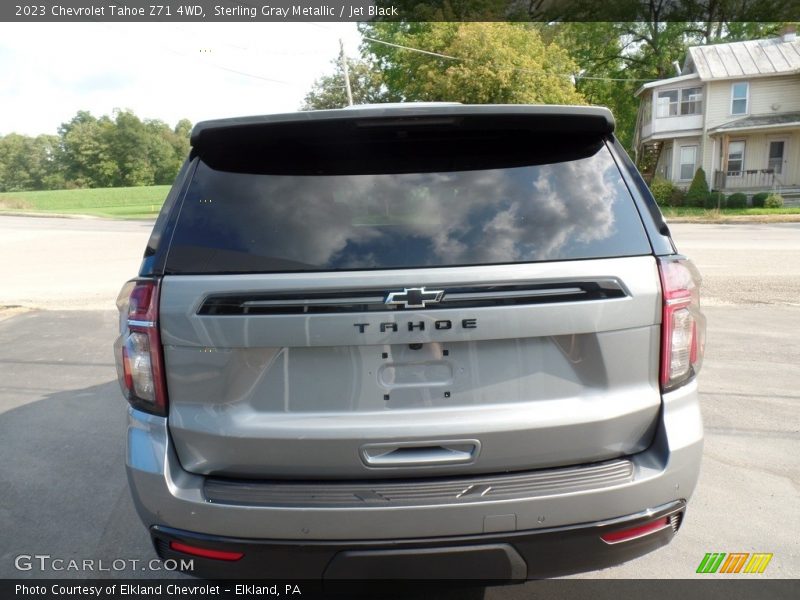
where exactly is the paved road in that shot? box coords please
[0,215,153,310]
[0,216,797,585]
[669,222,800,307]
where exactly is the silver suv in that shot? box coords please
[115,104,705,580]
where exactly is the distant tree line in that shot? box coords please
[0,110,191,192]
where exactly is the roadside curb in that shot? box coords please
[0,211,156,222]
[0,210,101,220]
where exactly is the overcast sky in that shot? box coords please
[0,22,361,136]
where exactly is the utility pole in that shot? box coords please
[340,38,354,107]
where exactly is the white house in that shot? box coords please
[634,27,800,195]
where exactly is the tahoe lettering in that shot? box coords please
[354,319,477,333]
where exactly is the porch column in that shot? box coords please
[721,134,729,173]
[719,134,729,190]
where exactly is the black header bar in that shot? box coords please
[3,0,799,22]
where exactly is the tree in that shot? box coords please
[0,134,34,191]
[544,22,640,150]
[686,167,710,207]
[303,57,393,110]
[0,134,62,192]
[112,109,156,186]
[0,109,193,191]
[58,111,119,187]
[173,119,193,155]
[359,22,585,105]
[144,119,182,185]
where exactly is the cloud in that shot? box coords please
[71,72,131,93]
[0,22,360,136]
[175,149,629,271]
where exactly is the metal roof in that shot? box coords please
[634,73,700,96]
[686,36,800,80]
[708,111,800,133]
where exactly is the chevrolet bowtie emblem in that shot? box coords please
[385,287,445,309]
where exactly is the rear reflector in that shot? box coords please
[169,541,244,561]
[600,516,670,545]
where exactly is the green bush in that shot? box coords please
[648,176,675,206]
[684,190,707,208]
[726,192,747,209]
[685,168,710,207]
[751,192,769,208]
[669,188,686,207]
[704,191,726,209]
[765,194,784,208]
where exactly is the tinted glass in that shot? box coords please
[166,144,650,273]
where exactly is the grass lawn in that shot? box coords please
[0,186,170,219]
[661,206,800,217]
[660,206,800,223]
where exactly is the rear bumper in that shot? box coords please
[150,500,685,579]
[126,380,703,577]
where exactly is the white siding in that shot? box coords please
[671,137,702,186]
[705,75,800,129]
[653,114,704,134]
[750,76,800,115]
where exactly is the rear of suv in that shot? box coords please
[115,104,705,580]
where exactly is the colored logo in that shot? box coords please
[696,552,773,574]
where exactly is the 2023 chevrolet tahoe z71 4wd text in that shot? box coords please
[114,104,705,580]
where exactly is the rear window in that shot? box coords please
[165,141,650,274]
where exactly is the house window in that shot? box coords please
[680,87,703,115]
[731,82,749,115]
[679,146,697,180]
[656,88,703,118]
[656,90,679,117]
[727,141,745,175]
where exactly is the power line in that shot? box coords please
[362,35,461,61]
[102,22,304,87]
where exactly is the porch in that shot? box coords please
[713,168,779,191]
[709,113,800,193]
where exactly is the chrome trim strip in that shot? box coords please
[198,278,628,315]
[128,319,156,328]
[243,297,385,307]
[592,500,685,529]
[446,288,584,301]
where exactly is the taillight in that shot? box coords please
[658,257,706,391]
[114,279,168,416]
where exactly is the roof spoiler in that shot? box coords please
[190,104,615,149]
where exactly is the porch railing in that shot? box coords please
[714,169,776,190]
